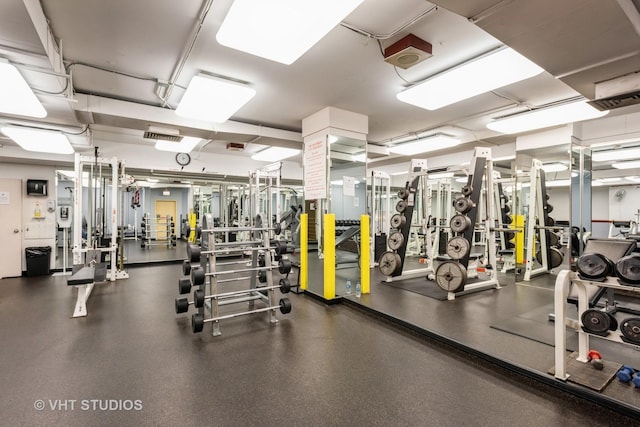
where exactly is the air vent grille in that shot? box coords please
[143,131,183,142]
[588,91,640,111]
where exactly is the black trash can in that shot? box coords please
[25,246,52,277]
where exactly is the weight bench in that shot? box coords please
[67,264,107,318]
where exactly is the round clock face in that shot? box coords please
[175,152,191,166]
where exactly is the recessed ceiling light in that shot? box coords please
[1,126,73,154]
[175,74,256,123]
[155,136,201,153]
[396,47,543,110]
[486,100,608,134]
[251,146,300,162]
[0,58,47,118]
[216,0,365,65]
[593,147,640,162]
[389,134,461,156]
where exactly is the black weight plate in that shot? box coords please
[548,232,560,247]
[504,231,516,242]
[607,312,618,331]
[259,270,267,283]
[545,193,550,201]
[545,216,555,227]
[450,214,471,233]
[178,277,192,295]
[387,231,405,251]
[461,185,473,196]
[577,252,613,280]
[620,317,640,344]
[536,247,564,268]
[390,213,407,229]
[453,197,474,214]
[279,278,291,294]
[192,313,204,333]
[278,259,292,274]
[503,204,511,214]
[397,188,410,200]
[435,261,467,292]
[182,259,192,276]
[378,251,401,276]
[505,241,515,249]
[446,236,470,260]
[190,266,205,286]
[279,298,292,314]
[546,203,554,213]
[194,289,205,308]
[396,199,407,213]
[175,298,189,314]
[581,309,610,334]
[615,254,640,285]
[502,214,513,225]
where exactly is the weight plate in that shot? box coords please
[279,278,291,294]
[620,317,640,344]
[274,223,282,236]
[279,298,292,314]
[278,258,292,274]
[388,231,405,251]
[390,213,407,229]
[396,199,408,213]
[378,251,401,276]
[446,236,470,260]
[175,298,189,314]
[615,254,640,285]
[453,197,474,214]
[548,232,560,247]
[545,216,555,227]
[577,252,613,280]
[608,313,619,332]
[190,266,205,286]
[397,188,410,200]
[546,203,554,214]
[581,309,611,334]
[192,313,204,333]
[504,231,516,242]
[535,247,564,269]
[461,185,473,196]
[503,204,511,214]
[259,270,267,283]
[503,214,513,225]
[450,214,471,233]
[545,193,550,201]
[435,261,467,292]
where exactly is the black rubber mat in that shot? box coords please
[548,352,620,392]
[381,277,448,300]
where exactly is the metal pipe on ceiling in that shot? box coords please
[340,5,438,40]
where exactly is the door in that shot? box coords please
[0,179,23,278]
[154,200,177,241]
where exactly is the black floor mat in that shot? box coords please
[380,276,448,301]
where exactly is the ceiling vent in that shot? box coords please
[384,34,432,69]
[143,126,182,142]
[226,142,245,151]
[589,71,640,111]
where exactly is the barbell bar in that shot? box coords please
[194,279,292,308]
[191,298,292,333]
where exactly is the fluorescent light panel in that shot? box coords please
[389,134,461,156]
[216,0,365,65]
[155,136,201,153]
[175,74,256,123]
[1,126,73,154]
[251,147,300,162]
[397,48,543,110]
[541,163,568,172]
[593,147,640,162]
[487,101,609,134]
[545,179,571,187]
[613,160,640,169]
[429,172,454,179]
[597,177,622,183]
[0,58,47,118]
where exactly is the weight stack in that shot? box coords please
[375,233,387,262]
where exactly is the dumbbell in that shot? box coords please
[178,266,206,294]
[182,259,195,276]
[617,365,636,383]
[175,289,205,313]
[193,278,292,309]
[587,350,603,370]
[191,298,293,333]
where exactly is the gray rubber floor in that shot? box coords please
[0,264,637,426]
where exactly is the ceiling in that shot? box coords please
[1,0,640,173]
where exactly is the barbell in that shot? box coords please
[191,298,292,333]
[193,278,292,308]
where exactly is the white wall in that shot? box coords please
[0,163,57,272]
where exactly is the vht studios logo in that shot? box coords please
[34,399,143,411]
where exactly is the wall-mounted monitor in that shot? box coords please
[26,179,48,196]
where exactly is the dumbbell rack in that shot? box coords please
[554,270,640,381]
[178,217,293,337]
[141,213,176,249]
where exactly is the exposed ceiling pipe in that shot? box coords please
[467,0,514,24]
[157,0,214,107]
[340,5,438,40]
